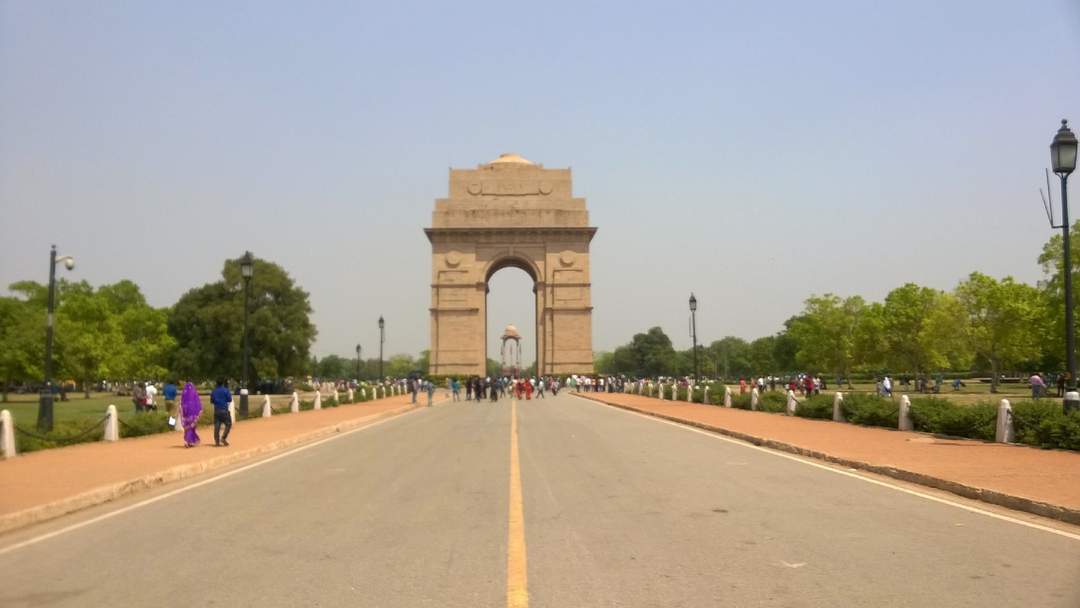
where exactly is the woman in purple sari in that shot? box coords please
[180,382,203,447]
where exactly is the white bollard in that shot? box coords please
[996,399,1015,443]
[724,386,732,408]
[751,387,760,411]
[832,392,844,422]
[348,388,354,403]
[228,400,236,423]
[262,394,272,418]
[103,404,119,441]
[686,385,693,402]
[898,394,913,431]
[314,392,322,410]
[334,388,340,404]
[786,390,798,416]
[704,385,710,404]
[1,409,16,458]
[290,391,300,413]
[658,382,665,400]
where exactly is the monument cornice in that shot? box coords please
[425,226,597,243]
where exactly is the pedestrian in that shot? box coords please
[883,375,893,397]
[451,378,461,401]
[426,379,435,406]
[163,380,178,416]
[1030,372,1046,400]
[1057,373,1066,398]
[132,382,147,413]
[180,381,203,448]
[210,378,233,447]
[145,382,158,411]
[537,378,546,399]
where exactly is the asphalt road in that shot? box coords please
[1,392,1078,607]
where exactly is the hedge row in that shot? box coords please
[630,382,1079,451]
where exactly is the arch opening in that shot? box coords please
[485,265,538,377]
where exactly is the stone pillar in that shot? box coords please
[996,399,1015,443]
[1,409,15,458]
[832,392,844,422]
[262,394,272,418]
[750,387,760,411]
[104,405,119,442]
[724,387,732,408]
[786,390,797,416]
[898,395,913,431]
[290,392,300,413]
[314,392,322,410]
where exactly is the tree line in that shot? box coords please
[596,223,1079,393]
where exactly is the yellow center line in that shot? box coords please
[507,399,529,608]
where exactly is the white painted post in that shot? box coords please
[751,387,760,411]
[262,394,272,418]
[333,388,340,404]
[103,404,119,441]
[290,391,300,413]
[228,400,236,424]
[898,394,913,431]
[347,388,354,403]
[786,390,798,416]
[314,392,322,410]
[1,410,16,458]
[658,382,665,400]
[686,385,693,402]
[996,398,1015,443]
[704,385,710,404]
[832,392,844,422]
[723,386,732,408]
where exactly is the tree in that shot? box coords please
[316,355,352,379]
[955,272,1045,392]
[880,283,969,376]
[786,294,868,382]
[707,337,751,379]
[0,282,46,401]
[168,256,316,380]
[594,351,616,374]
[1036,220,1080,370]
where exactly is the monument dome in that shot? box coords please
[488,153,534,165]
[502,324,522,339]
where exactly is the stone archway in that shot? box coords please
[425,153,596,376]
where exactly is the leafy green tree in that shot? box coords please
[747,336,778,374]
[316,354,352,379]
[786,294,868,382]
[955,272,1046,392]
[168,256,316,380]
[1036,220,1080,371]
[0,283,46,401]
[880,283,970,376]
[385,354,418,378]
[707,337,751,379]
[594,351,615,374]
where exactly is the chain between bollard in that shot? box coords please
[14,414,110,445]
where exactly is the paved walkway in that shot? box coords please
[0,393,431,532]
[576,392,1080,523]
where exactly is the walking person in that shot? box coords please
[210,379,233,447]
[163,380,178,417]
[426,379,435,406]
[1030,372,1046,400]
[180,381,203,448]
[451,378,461,401]
[132,382,147,413]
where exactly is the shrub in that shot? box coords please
[707,385,727,405]
[675,386,688,401]
[15,418,105,453]
[120,412,173,437]
[841,393,899,428]
[908,398,996,441]
[1012,401,1080,450]
[795,394,834,420]
[731,393,752,410]
[759,392,787,413]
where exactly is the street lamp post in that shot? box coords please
[1052,119,1078,413]
[355,344,362,380]
[689,293,699,386]
[37,245,75,432]
[378,316,385,380]
[239,251,254,418]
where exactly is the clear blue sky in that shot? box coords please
[2,0,1078,364]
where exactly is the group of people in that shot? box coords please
[449,376,562,402]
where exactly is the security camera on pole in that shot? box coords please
[37,245,76,432]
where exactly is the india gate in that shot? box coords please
[425,153,596,376]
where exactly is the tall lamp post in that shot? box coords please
[378,316,385,380]
[689,293,699,385]
[355,343,362,380]
[239,251,254,418]
[1052,119,1078,412]
[37,245,75,432]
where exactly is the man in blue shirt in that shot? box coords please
[163,381,178,417]
[210,379,233,447]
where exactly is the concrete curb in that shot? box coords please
[0,402,420,535]
[577,394,1080,526]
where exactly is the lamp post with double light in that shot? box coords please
[1051,119,1078,412]
[36,245,75,432]
[239,251,254,418]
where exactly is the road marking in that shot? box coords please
[575,396,1080,542]
[0,402,438,556]
[507,399,529,608]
